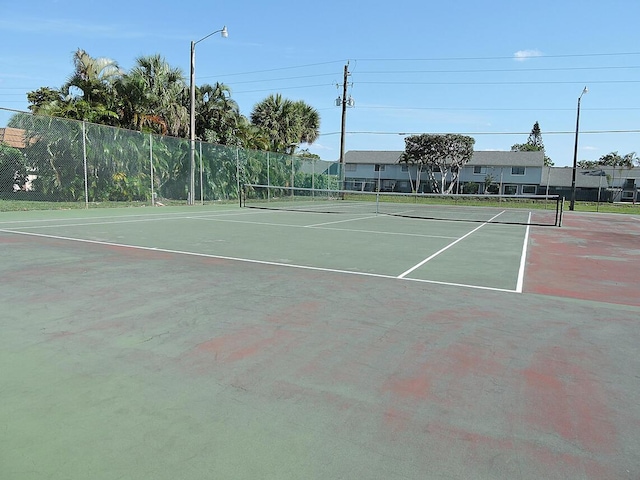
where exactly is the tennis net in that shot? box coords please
[241,184,564,226]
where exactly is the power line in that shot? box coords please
[210,52,640,81]
[207,65,640,83]
[214,60,346,78]
[357,65,640,75]
[319,129,640,137]
[356,52,640,62]
[357,80,640,86]
[358,106,640,112]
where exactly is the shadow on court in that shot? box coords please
[0,208,639,480]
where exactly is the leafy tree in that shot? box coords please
[577,160,599,169]
[598,151,636,168]
[297,149,320,160]
[234,117,271,151]
[399,134,475,193]
[63,49,122,105]
[27,87,64,112]
[511,121,553,166]
[24,49,324,156]
[197,82,242,145]
[26,50,121,125]
[597,151,637,189]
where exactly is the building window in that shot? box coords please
[511,166,525,175]
[401,165,409,172]
[473,166,486,175]
[374,164,385,172]
[345,163,356,171]
[504,185,517,195]
[522,185,537,195]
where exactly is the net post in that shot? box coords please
[558,196,565,227]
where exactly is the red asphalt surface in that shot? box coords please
[525,211,640,307]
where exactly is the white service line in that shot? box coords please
[192,215,458,239]
[515,212,532,293]
[397,210,506,279]
[306,215,380,227]
[0,228,517,294]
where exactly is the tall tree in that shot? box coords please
[400,134,475,193]
[125,54,188,136]
[250,94,320,154]
[511,121,553,166]
[27,50,122,124]
[63,49,122,104]
[197,82,241,145]
[61,49,122,124]
[598,151,636,168]
[27,87,64,113]
[597,151,637,188]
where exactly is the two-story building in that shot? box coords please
[343,150,545,195]
[341,149,639,202]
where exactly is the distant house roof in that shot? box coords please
[343,150,544,167]
[542,168,608,188]
[471,150,544,167]
[344,151,402,165]
[0,127,27,149]
[541,166,640,188]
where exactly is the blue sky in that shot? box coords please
[1,0,638,167]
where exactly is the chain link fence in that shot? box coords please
[0,108,339,208]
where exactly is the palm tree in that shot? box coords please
[60,49,123,123]
[250,94,320,154]
[196,82,241,144]
[292,101,320,146]
[125,54,188,137]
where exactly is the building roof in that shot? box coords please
[0,127,27,149]
[472,150,544,167]
[541,166,640,188]
[541,168,608,188]
[343,151,402,164]
[343,150,544,167]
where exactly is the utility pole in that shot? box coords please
[337,62,354,191]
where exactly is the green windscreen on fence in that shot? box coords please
[241,184,564,227]
[0,109,339,207]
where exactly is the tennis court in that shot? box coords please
[1,205,639,479]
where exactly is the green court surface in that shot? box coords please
[1,205,639,479]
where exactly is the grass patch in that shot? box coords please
[573,202,640,214]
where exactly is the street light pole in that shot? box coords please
[570,86,588,211]
[189,26,228,205]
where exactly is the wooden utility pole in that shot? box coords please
[339,63,349,191]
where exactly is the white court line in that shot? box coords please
[515,213,532,293]
[0,210,259,230]
[0,210,457,240]
[0,208,250,227]
[306,215,380,227]
[397,211,506,279]
[192,215,458,240]
[0,228,517,294]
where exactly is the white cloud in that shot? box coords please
[513,49,543,61]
